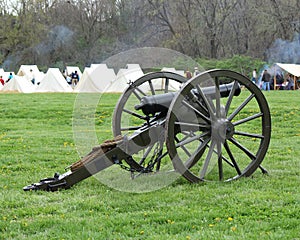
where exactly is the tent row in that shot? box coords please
[0,64,185,93]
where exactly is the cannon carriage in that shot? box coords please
[24,69,271,191]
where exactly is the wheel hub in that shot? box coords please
[211,118,234,142]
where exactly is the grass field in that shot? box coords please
[0,90,299,240]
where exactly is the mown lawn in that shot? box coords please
[0,91,299,240]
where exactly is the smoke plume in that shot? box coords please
[267,33,300,63]
[35,25,74,55]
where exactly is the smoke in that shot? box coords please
[0,25,74,71]
[2,57,14,70]
[2,54,22,71]
[267,33,300,63]
[35,25,74,56]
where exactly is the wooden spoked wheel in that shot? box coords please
[166,69,271,182]
[113,71,187,175]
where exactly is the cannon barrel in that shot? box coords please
[135,82,241,116]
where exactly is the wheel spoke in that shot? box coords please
[185,137,211,169]
[177,131,191,138]
[207,97,216,117]
[194,99,210,118]
[175,121,210,130]
[195,84,216,118]
[205,142,235,168]
[139,145,154,165]
[165,78,169,93]
[175,136,192,157]
[182,99,211,123]
[195,84,209,115]
[234,131,264,139]
[233,112,263,126]
[155,151,168,171]
[148,80,156,95]
[121,126,143,131]
[224,141,242,175]
[229,137,256,161]
[215,77,221,118]
[175,131,210,148]
[200,139,216,179]
[132,89,142,101]
[123,108,147,120]
[217,140,223,181]
[228,94,255,121]
[214,77,223,180]
[225,80,239,115]
[132,86,148,101]
[135,86,147,97]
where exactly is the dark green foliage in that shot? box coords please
[197,56,267,77]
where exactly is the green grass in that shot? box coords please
[0,91,300,240]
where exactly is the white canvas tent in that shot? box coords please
[90,64,109,70]
[1,75,35,93]
[161,67,185,77]
[110,64,144,93]
[126,64,142,70]
[75,67,90,88]
[74,64,116,93]
[275,63,300,77]
[17,65,44,84]
[35,68,73,92]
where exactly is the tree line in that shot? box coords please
[0,0,299,72]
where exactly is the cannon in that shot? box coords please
[23,69,271,191]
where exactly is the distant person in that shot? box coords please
[62,69,71,84]
[273,72,284,90]
[6,72,13,83]
[66,75,72,85]
[194,67,200,77]
[29,69,35,84]
[262,69,271,91]
[285,74,294,90]
[71,71,80,87]
[0,76,4,86]
[252,69,257,84]
[185,70,192,79]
